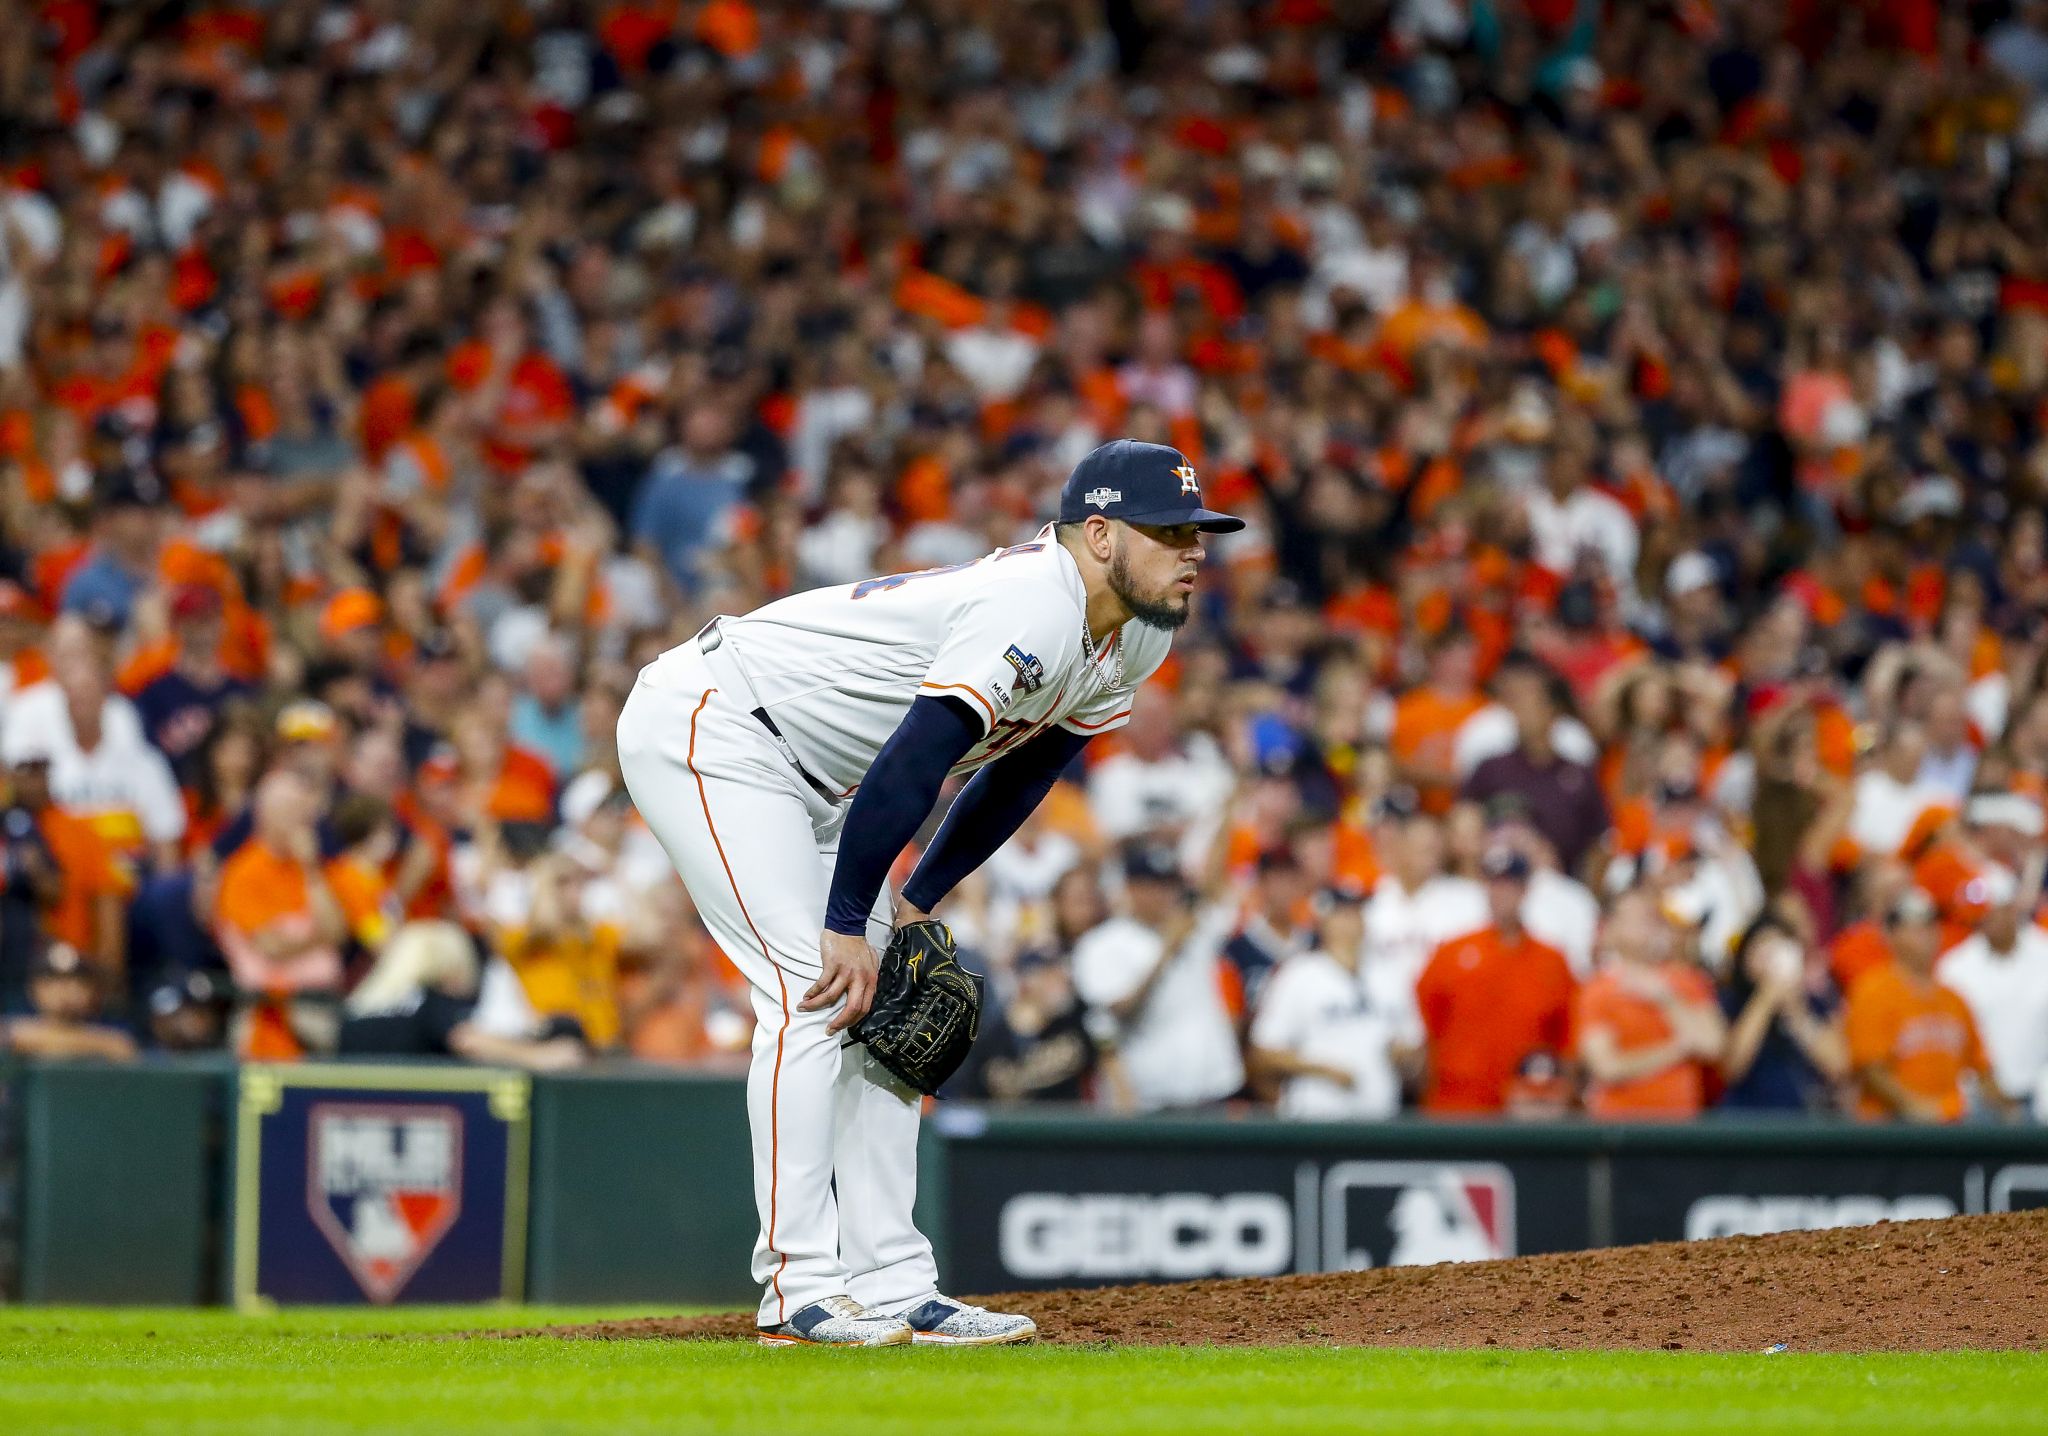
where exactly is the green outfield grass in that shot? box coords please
[3,1307,2042,1436]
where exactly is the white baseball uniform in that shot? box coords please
[616,527,1165,1325]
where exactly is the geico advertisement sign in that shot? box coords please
[997,1162,1515,1281]
[1684,1194,1957,1239]
[1000,1193,1290,1280]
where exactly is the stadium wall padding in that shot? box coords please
[15,1059,227,1303]
[6,1057,2048,1305]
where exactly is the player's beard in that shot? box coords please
[1109,536,1192,631]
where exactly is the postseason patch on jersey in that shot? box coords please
[1002,644,1045,694]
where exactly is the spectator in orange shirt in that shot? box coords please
[1390,626,1487,812]
[4,753,125,989]
[1416,845,1578,1115]
[1844,888,2014,1123]
[1577,889,1727,1120]
[212,770,347,1057]
[1828,857,1912,992]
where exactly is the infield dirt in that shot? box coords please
[502,1208,2047,1352]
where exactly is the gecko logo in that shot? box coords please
[1084,487,1122,508]
[1002,644,1045,694]
[1172,464,1200,496]
[998,1192,1292,1280]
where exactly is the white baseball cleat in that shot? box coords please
[757,1296,914,1347]
[901,1296,1038,1346]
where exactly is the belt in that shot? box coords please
[694,618,842,805]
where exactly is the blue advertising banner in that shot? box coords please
[232,1065,530,1309]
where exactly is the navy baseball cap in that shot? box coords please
[1058,440,1245,532]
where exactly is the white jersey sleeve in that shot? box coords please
[918,574,1082,735]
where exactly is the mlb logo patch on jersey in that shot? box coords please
[1083,487,1122,508]
[1002,644,1045,694]
[308,1103,462,1302]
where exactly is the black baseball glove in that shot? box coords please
[850,919,984,1096]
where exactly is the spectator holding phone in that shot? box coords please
[1719,910,1850,1111]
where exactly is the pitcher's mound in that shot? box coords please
[502,1208,2047,1351]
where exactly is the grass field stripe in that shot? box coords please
[685,686,793,1322]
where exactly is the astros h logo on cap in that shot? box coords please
[1057,440,1245,533]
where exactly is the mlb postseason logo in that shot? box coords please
[1083,487,1122,508]
[1002,644,1045,694]
[307,1103,463,1302]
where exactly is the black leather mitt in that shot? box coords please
[850,919,984,1096]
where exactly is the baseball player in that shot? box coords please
[617,441,1241,1346]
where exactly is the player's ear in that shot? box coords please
[1088,515,1117,562]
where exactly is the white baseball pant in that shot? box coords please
[616,640,938,1328]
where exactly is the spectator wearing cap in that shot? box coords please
[132,585,254,780]
[1,943,135,1061]
[1072,844,1244,1113]
[1719,910,1850,1113]
[1484,795,1603,976]
[1461,655,1611,877]
[1360,804,1486,1028]
[1936,867,2048,1109]
[1651,553,1733,665]
[1219,845,1316,1010]
[213,770,347,1060]
[0,616,185,873]
[1845,889,2014,1123]
[953,945,1098,1105]
[57,469,165,630]
[1577,889,1728,1121]
[1249,883,1417,1120]
[318,588,387,677]
[397,628,470,771]
[145,968,228,1053]
[1415,846,1578,1116]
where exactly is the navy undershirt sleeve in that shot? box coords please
[822,695,984,936]
[900,725,1092,916]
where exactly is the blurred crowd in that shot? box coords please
[4,0,2048,1122]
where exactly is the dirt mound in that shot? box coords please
[497,1208,2047,1351]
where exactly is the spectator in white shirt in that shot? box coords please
[943,296,1041,402]
[1848,721,1950,859]
[1,615,185,869]
[1361,805,1486,1025]
[1072,843,1244,1112]
[1249,883,1416,1119]
[1086,684,1235,843]
[1939,868,2048,1105]
[1522,419,1638,602]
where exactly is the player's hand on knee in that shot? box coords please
[807,929,879,1033]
